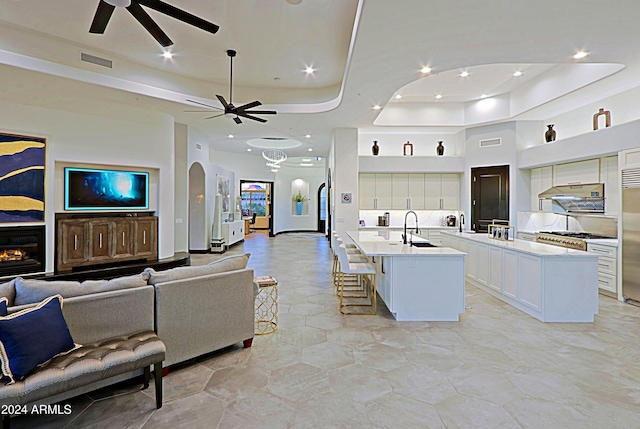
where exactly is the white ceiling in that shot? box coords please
[1,0,640,158]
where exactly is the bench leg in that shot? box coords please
[142,366,151,390]
[243,338,253,348]
[3,414,9,429]
[154,362,163,409]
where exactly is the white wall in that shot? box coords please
[332,128,360,238]
[358,130,465,157]
[274,167,325,233]
[174,123,188,252]
[0,99,175,272]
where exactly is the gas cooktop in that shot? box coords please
[538,231,616,240]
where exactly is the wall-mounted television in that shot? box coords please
[64,167,149,211]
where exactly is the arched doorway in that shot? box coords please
[188,163,207,251]
[317,183,326,233]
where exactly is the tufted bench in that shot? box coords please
[0,286,165,429]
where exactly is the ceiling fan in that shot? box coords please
[89,0,219,47]
[186,50,277,124]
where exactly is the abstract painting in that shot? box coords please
[0,133,45,222]
[216,175,230,213]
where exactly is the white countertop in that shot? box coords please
[359,226,458,230]
[442,231,599,257]
[585,238,618,246]
[346,230,466,257]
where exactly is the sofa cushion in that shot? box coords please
[13,273,150,306]
[0,297,7,316]
[0,295,77,383]
[145,253,250,284]
[0,278,16,307]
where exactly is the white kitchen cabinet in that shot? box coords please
[489,247,503,292]
[359,173,392,209]
[600,156,619,215]
[502,249,518,299]
[587,242,618,297]
[222,220,244,249]
[391,173,425,210]
[424,174,460,210]
[530,166,553,212]
[466,240,477,280]
[476,243,489,287]
[519,254,542,310]
[552,159,600,186]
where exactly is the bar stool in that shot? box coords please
[336,244,376,315]
[332,235,368,296]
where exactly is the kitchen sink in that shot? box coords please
[410,241,436,248]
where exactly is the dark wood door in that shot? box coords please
[58,220,87,269]
[471,165,509,233]
[113,219,134,259]
[134,217,158,258]
[88,220,112,262]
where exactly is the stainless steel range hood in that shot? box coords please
[538,183,605,213]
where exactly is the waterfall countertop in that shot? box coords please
[346,230,465,257]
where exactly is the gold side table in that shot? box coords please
[254,276,278,335]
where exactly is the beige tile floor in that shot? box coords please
[12,232,640,428]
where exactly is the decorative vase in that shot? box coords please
[403,141,413,156]
[545,124,556,142]
[296,201,302,216]
[593,108,611,130]
[372,141,379,156]
[436,141,445,156]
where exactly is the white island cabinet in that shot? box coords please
[346,230,466,321]
[442,231,599,322]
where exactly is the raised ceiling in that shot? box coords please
[1,0,640,157]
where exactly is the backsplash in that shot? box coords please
[517,212,618,237]
[359,210,461,228]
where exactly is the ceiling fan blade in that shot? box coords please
[243,110,277,115]
[233,116,242,125]
[204,113,225,119]
[216,94,231,111]
[138,0,219,34]
[237,112,267,123]
[89,1,116,34]
[126,2,173,47]
[235,100,261,111]
[185,99,223,110]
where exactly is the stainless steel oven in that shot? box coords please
[535,231,615,251]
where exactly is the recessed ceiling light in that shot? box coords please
[271,169,279,172]
[247,148,252,152]
[459,71,469,77]
[480,94,488,98]
[305,66,315,74]
[305,134,311,139]
[573,51,589,59]
[420,66,432,74]
[513,71,523,77]
[394,94,402,100]
[228,134,234,139]
[287,0,302,4]
[308,148,313,152]
[435,94,443,99]
[300,163,313,167]
[162,51,173,59]
[373,104,382,110]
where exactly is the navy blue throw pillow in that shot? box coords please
[0,295,76,383]
[0,298,7,316]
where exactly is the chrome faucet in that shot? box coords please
[403,210,419,244]
[459,214,465,233]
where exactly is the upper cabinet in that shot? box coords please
[552,159,600,186]
[359,173,391,210]
[600,156,619,216]
[391,174,425,210]
[360,173,459,210]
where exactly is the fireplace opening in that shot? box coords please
[0,226,45,278]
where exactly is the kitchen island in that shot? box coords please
[346,230,466,321]
[441,231,599,322]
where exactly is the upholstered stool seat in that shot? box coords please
[336,244,377,315]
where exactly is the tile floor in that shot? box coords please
[12,232,640,428]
